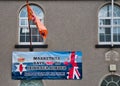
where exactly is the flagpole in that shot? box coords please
[26,0,33,51]
[28,19,33,51]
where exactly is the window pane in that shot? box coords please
[105,28,111,34]
[108,83,118,86]
[99,27,105,33]
[32,5,44,17]
[32,28,38,35]
[20,36,25,42]
[20,5,44,18]
[26,36,30,42]
[100,19,111,25]
[118,34,120,42]
[20,27,25,35]
[106,35,111,42]
[39,36,43,42]
[113,27,117,33]
[20,27,29,36]
[32,36,43,42]
[30,21,35,25]
[105,19,111,25]
[105,75,112,82]
[20,8,27,17]
[114,5,120,17]
[32,36,37,42]
[118,28,120,33]
[99,27,111,42]
[101,80,107,86]
[100,33,105,42]
[20,27,29,35]
[99,4,120,17]
[113,19,120,25]
[113,27,120,42]
[112,75,120,82]
[118,81,120,85]
[99,5,111,17]
[32,36,40,42]
[113,34,117,42]
[20,19,28,25]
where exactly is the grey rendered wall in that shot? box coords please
[0,1,120,86]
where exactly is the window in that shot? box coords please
[20,80,43,86]
[100,75,120,86]
[19,4,45,45]
[98,4,120,45]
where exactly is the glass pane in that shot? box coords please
[99,27,105,33]
[100,19,111,25]
[118,81,120,85]
[101,80,107,86]
[32,5,44,17]
[20,8,27,17]
[20,5,44,18]
[105,19,111,25]
[26,36,30,42]
[113,34,117,42]
[20,27,29,35]
[100,33,105,42]
[32,36,43,42]
[118,28,120,33]
[106,35,111,42]
[20,27,25,35]
[99,4,120,17]
[105,75,112,82]
[108,82,117,86]
[20,36,25,42]
[39,36,43,42]
[118,34,120,42]
[114,5,120,17]
[112,75,120,82]
[113,19,120,25]
[99,4,111,17]
[105,28,111,34]
[32,36,37,42]
[32,28,38,35]
[29,21,35,25]
[21,19,28,25]
[113,27,117,33]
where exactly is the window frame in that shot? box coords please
[100,74,120,86]
[18,4,45,45]
[98,4,120,45]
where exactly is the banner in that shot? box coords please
[12,51,82,80]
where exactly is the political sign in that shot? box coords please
[12,51,82,80]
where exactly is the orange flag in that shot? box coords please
[27,3,48,39]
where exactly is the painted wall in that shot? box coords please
[0,0,120,86]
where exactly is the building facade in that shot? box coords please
[0,0,120,86]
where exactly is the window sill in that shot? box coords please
[95,45,120,48]
[15,44,48,48]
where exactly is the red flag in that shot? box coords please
[27,3,48,39]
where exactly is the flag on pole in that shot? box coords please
[27,3,48,39]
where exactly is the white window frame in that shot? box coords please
[98,4,120,45]
[18,4,45,45]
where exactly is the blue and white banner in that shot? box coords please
[12,51,82,80]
